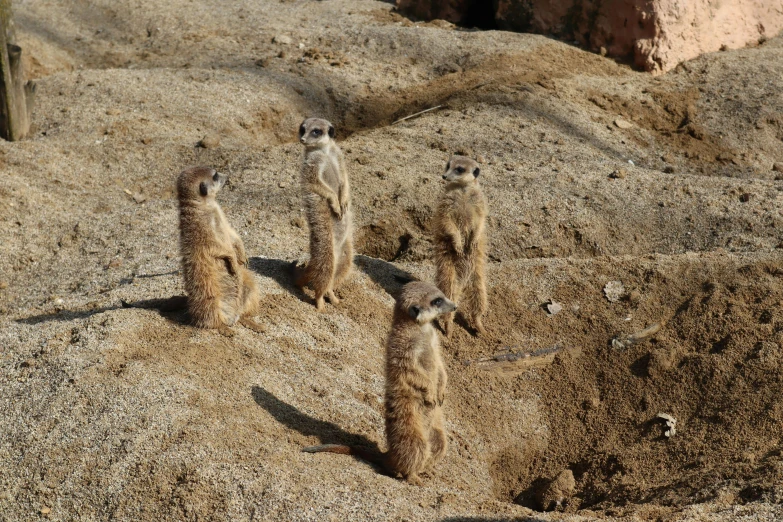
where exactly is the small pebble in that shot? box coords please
[272,35,292,45]
[198,134,220,149]
[739,193,751,203]
[610,168,627,179]
[772,162,783,173]
[614,118,633,129]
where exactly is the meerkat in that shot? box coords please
[433,155,488,337]
[303,281,456,485]
[293,117,354,312]
[177,166,261,331]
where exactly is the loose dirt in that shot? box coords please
[2,1,783,521]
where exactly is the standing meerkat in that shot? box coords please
[177,166,261,330]
[303,281,456,485]
[433,155,488,337]
[293,117,353,311]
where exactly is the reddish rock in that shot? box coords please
[399,0,783,73]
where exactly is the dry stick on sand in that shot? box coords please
[464,344,562,373]
[611,322,662,350]
[391,105,443,125]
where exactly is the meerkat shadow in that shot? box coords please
[120,295,190,325]
[248,257,310,303]
[355,254,419,299]
[250,385,384,468]
[15,295,189,325]
[16,305,124,325]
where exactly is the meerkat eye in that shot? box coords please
[199,182,208,197]
[299,125,306,137]
[408,305,420,319]
[456,167,465,174]
[431,297,444,307]
[312,129,322,137]
[473,167,480,178]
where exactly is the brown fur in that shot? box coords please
[293,118,353,311]
[433,155,488,337]
[177,166,260,329]
[303,282,455,485]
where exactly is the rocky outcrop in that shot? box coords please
[397,0,783,73]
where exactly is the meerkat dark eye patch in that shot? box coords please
[199,182,208,197]
[328,125,335,138]
[299,125,306,137]
[473,167,480,178]
[445,162,450,172]
[312,129,322,137]
[432,297,444,307]
[408,305,420,319]
[456,167,465,174]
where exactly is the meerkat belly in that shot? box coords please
[332,206,353,246]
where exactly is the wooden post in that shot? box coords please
[0,0,34,141]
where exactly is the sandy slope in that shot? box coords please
[2,1,783,520]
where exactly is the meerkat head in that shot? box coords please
[442,155,480,186]
[299,117,335,148]
[177,166,226,203]
[398,281,456,324]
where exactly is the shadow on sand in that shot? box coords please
[250,385,382,467]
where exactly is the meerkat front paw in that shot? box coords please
[327,290,341,305]
[329,199,342,219]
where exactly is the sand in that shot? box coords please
[2,1,783,520]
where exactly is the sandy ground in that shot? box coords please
[2,1,783,520]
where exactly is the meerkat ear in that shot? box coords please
[199,182,208,197]
[473,167,480,178]
[328,125,335,138]
[445,162,450,173]
[407,305,420,320]
[299,124,306,137]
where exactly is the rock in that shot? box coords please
[546,300,563,316]
[772,162,783,173]
[610,168,627,179]
[41,507,51,516]
[0,281,7,289]
[536,469,576,511]
[656,412,677,437]
[272,34,292,45]
[599,46,607,56]
[614,118,633,129]
[663,165,675,173]
[603,281,625,302]
[105,108,121,116]
[739,192,751,203]
[628,290,642,304]
[198,134,220,149]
